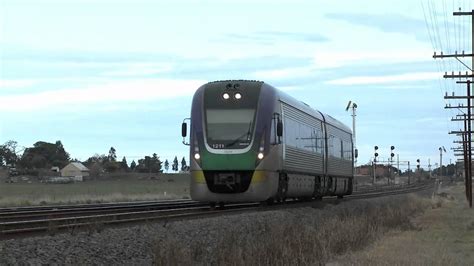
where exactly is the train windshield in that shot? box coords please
[205,109,256,149]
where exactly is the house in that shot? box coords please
[60,162,90,181]
[356,164,398,178]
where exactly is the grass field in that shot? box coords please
[0,174,190,207]
[330,182,473,265]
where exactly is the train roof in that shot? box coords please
[262,82,352,134]
[200,80,352,134]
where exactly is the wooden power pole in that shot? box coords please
[433,9,474,208]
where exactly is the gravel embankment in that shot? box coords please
[0,209,290,265]
[0,192,432,265]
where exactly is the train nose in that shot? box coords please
[203,171,253,193]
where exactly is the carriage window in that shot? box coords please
[343,140,353,160]
[329,135,342,158]
[284,117,298,148]
[315,129,324,154]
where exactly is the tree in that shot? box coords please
[0,140,18,167]
[150,153,162,173]
[181,157,187,171]
[130,160,137,171]
[120,156,129,171]
[136,154,162,173]
[18,140,70,169]
[83,154,107,167]
[88,162,103,179]
[164,159,169,173]
[108,147,117,162]
[103,161,119,173]
[172,156,179,172]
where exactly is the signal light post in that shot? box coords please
[439,146,446,177]
[416,159,420,182]
[389,146,395,184]
[373,146,379,184]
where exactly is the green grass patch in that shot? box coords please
[0,174,190,207]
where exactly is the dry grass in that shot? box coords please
[329,230,462,266]
[0,175,190,207]
[153,195,428,265]
[330,183,474,266]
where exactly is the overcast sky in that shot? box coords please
[1,0,472,170]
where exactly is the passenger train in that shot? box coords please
[181,80,354,205]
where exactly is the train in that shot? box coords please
[181,80,354,205]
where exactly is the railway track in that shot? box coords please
[0,180,434,239]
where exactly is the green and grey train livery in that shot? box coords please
[181,80,353,203]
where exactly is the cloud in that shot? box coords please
[0,79,206,112]
[222,30,329,44]
[325,13,430,41]
[101,63,174,77]
[414,117,437,123]
[250,49,435,83]
[313,50,433,69]
[3,46,179,64]
[0,79,38,89]
[325,71,440,85]
[252,66,316,80]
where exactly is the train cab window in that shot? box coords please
[206,109,256,149]
[271,114,282,145]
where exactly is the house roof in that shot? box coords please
[63,162,89,171]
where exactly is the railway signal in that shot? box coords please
[373,145,379,184]
[346,101,358,167]
[390,146,395,159]
[439,146,446,177]
[416,159,420,170]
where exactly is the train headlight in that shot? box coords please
[257,152,264,160]
[234,92,242,100]
[194,153,201,160]
[222,93,230,100]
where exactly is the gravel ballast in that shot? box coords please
[0,193,430,265]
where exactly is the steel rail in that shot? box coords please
[0,198,194,213]
[0,200,203,222]
[0,180,434,239]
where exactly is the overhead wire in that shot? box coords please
[422,0,474,146]
[431,0,453,133]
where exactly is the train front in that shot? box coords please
[184,80,279,203]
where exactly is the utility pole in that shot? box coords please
[433,9,474,208]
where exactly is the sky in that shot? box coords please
[0,0,472,170]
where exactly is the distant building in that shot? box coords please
[61,162,90,181]
[356,164,397,178]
